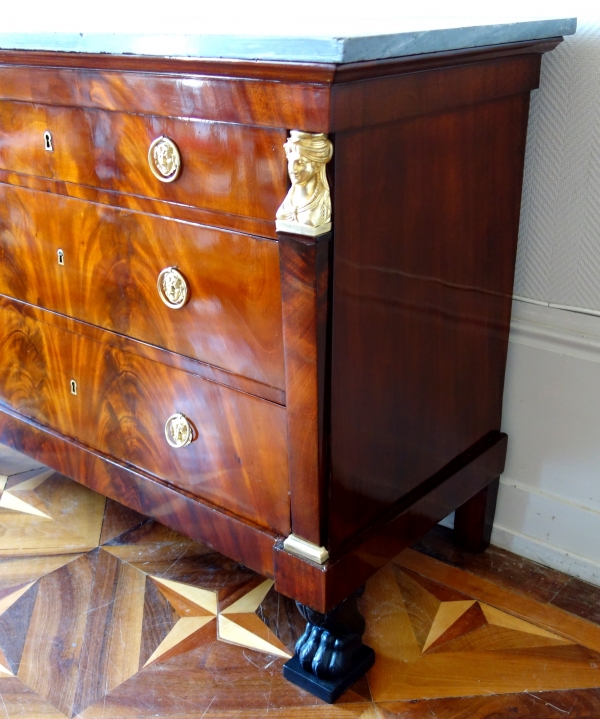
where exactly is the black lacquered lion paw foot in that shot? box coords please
[296,623,365,680]
[283,587,375,703]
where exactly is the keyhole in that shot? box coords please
[44,131,53,152]
[57,249,64,266]
[70,379,77,396]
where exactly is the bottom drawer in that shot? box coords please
[0,302,290,534]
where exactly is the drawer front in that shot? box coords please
[0,100,287,222]
[0,302,290,534]
[0,184,285,390]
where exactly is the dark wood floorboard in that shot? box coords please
[0,444,599,718]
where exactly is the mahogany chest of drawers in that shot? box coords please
[0,30,567,701]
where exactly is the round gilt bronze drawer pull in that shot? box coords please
[165,413,193,449]
[157,267,189,309]
[148,136,181,182]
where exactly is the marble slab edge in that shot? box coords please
[0,18,577,65]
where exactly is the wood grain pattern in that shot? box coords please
[0,555,82,593]
[396,550,600,655]
[0,295,284,404]
[550,577,600,626]
[139,576,180,668]
[328,92,530,550]
[377,690,600,719]
[0,677,68,717]
[0,168,280,240]
[0,405,278,579]
[364,563,600,704]
[0,582,40,676]
[0,39,565,628]
[0,101,288,221]
[99,499,147,545]
[412,525,574,605]
[0,61,332,131]
[331,54,541,130]
[454,478,500,553]
[274,432,507,613]
[278,231,332,545]
[0,40,557,133]
[0,302,290,533]
[0,50,338,81]
[1,444,599,716]
[0,183,285,390]
[0,441,45,479]
[17,553,97,716]
[72,549,146,715]
[0,470,105,555]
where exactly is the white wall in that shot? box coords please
[494,301,600,585]
[454,12,600,585]
[515,13,600,310]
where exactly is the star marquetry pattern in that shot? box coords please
[362,561,600,703]
[1,444,599,717]
[0,451,299,718]
[0,467,106,555]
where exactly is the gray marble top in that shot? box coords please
[0,16,576,64]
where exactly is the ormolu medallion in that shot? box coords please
[164,413,193,448]
[157,267,189,309]
[148,136,181,183]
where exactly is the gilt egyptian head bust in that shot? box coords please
[276,131,333,236]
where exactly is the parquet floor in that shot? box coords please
[0,443,599,718]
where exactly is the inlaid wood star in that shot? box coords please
[361,559,600,704]
[0,468,105,554]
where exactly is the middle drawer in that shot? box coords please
[0,184,285,390]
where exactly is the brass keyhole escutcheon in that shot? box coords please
[157,267,189,309]
[57,249,65,266]
[70,379,78,396]
[148,136,181,183]
[165,413,193,449]
[44,131,53,152]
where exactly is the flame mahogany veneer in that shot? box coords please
[0,38,561,616]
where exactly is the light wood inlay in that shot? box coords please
[0,488,53,518]
[395,548,600,654]
[0,442,45,479]
[0,450,599,717]
[362,564,421,667]
[144,616,215,667]
[218,614,291,658]
[151,577,218,615]
[0,471,105,555]
[221,579,274,614]
[0,582,35,617]
[0,646,13,675]
[480,603,571,640]
[364,556,600,703]
[422,601,476,652]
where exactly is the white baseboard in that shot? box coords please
[437,299,600,587]
[491,523,600,587]
[438,483,600,588]
[438,515,600,588]
[499,301,600,585]
[492,478,600,587]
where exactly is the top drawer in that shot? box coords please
[0,100,288,223]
